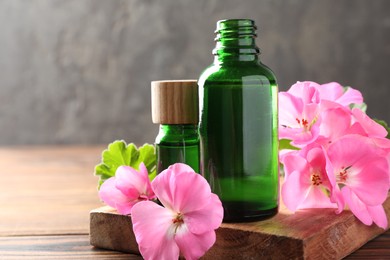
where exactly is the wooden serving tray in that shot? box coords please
[90,193,390,259]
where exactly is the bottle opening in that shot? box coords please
[214,19,257,41]
[213,19,259,57]
[216,19,256,32]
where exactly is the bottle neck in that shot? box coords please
[213,19,260,64]
[156,124,199,145]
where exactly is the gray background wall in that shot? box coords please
[1,0,389,145]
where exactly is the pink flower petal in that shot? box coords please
[323,147,344,212]
[306,147,325,170]
[336,87,363,106]
[316,82,344,102]
[115,201,137,215]
[298,185,336,209]
[318,99,343,111]
[347,122,368,136]
[281,170,309,211]
[319,107,351,141]
[315,82,363,107]
[184,193,223,234]
[131,201,179,260]
[175,227,216,260]
[291,125,320,146]
[139,162,155,197]
[372,136,390,150]
[281,153,308,178]
[327,135,377,171]
[303,103,320,124]
[279,92,304,127]
[348,157,389,206]
[168,162,195,173]
[115,164,155,200]
[288,81,320,104]
[352,108,388,138]
[330,186,345,214]
[99,177,133,215]
[280,127,316,147]
[172,170,212,213]
[279,127,300,142]
[306,147,334,190]
[152,164,212,213]
[367,204,388,229]
[341,187,373,226]
[324,146,337,188]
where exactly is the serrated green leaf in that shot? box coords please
[104,141,132,167]
[94,140,156,189]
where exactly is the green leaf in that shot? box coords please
[373,119,390,139]
[94,140,156,189]
[279,139,299,151]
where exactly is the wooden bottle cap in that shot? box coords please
[151,80,199,124]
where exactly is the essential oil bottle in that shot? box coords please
[151,80,200,174]
[198,19,279,222]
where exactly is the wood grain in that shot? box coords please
[90,193,390,260]
[346,231,390,259]
[151,80,198,124]
[0,233,388,260]
[0,146,104,236]
[0,235,141,259]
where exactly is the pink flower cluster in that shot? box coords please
[279,81,390,228]
[99,163,223,260]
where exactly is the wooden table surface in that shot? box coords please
[0,146,389,259]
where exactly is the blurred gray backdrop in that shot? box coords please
[1,0,389,145]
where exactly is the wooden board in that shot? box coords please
[90,193,390,259]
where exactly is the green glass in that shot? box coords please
[155,124,200,174]
[199,19,279,222]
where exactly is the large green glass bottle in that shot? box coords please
[151,80,200,174]
[199,19,279,222]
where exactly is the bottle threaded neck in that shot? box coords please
[213,19,260,58]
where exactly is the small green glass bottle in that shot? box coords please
[151,80,200,174]
[199,19,279,222]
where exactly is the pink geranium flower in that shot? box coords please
[326,135,389,228]
[279,80,389,229]
[279,92,321,146]
[99,163,156,214]
[281,146,336,211]
[131,163,223,260]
